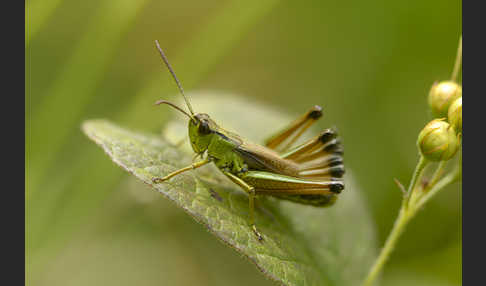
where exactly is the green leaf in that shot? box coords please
[82,93,376,286]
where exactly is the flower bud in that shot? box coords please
[417,119,459,161]
[448,96,462,133]
[428,81,462,117]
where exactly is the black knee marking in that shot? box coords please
[333,146,344,155]
[308,105,323,119]
[327,155,343,167]
[329,181,344,193]
[319,129,337,144]
[330,165,345,178]
[324,138,342,153]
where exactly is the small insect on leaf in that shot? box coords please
[151,40,345,241]
[82,116,376,286]
[82,39,376,285]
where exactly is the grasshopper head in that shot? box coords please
[153,41,219,155]
[188,113,218,154]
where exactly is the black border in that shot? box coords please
[463,0,482,284]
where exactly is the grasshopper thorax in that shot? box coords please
[188,113,219,155]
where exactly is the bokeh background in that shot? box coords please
[26,0,462,285]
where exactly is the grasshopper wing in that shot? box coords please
[234,141,301,177]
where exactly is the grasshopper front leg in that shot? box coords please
[152,158,210,183]
[223,171,263,241]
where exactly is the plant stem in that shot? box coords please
[362,156,429,286]
[427,161,447,190]
[362,207,412,286]
[363,35,462,286]
[416,163,461,210]
[362,153,462,286]
[363,165,460,286]
[451,36,462,82]
[404,156,428,205]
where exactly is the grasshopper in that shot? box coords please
[152,40,344,241]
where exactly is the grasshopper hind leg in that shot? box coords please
[223,171,264,241]
[282,128,345,182]
[264,105,323,153]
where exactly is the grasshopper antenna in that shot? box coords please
[155,40,195,116]
[154,99,193,120]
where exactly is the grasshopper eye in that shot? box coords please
[198,121,211,135]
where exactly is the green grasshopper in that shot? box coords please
[152,40,344,241]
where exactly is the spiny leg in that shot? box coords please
[223,171,263,241]
[264,105,323,153]
[152,158,210,183]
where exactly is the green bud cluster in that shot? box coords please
[417,119,460,161]
[428,81,462,118]
[448,96,462,133]
[418,80,462,161]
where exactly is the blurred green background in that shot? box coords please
[26,0,462,285]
